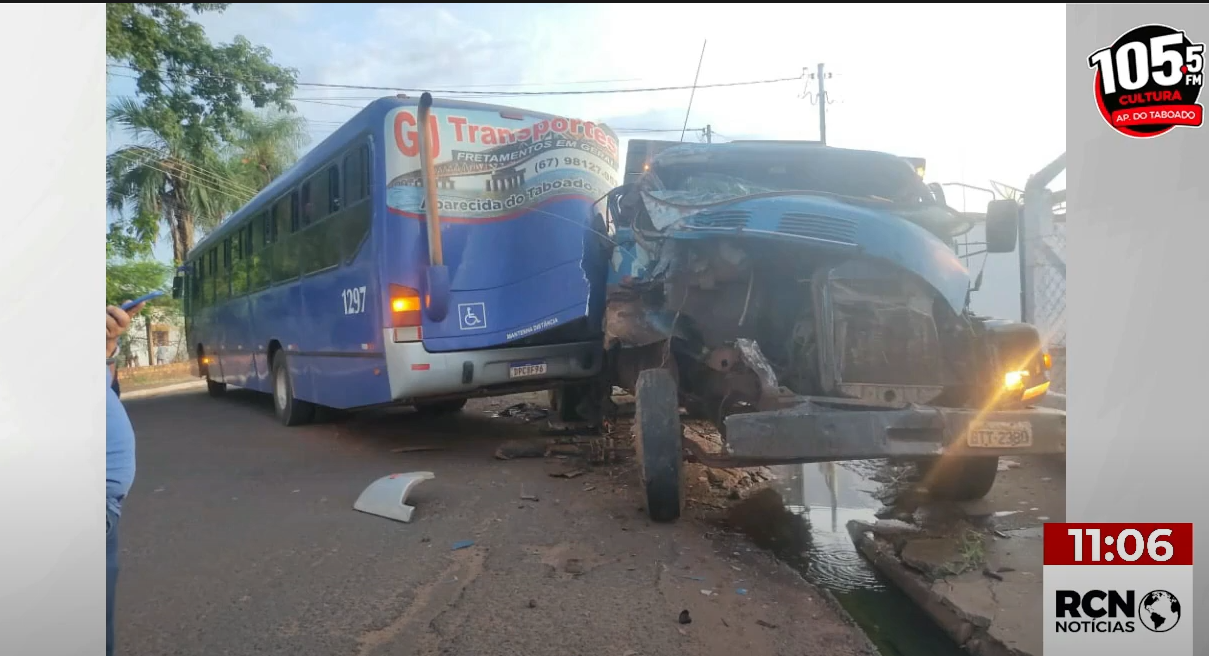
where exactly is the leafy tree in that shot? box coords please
[106,98,229,264]
[106,3,299,151]
[224,111,310,199]
[106,225,178,366]
[106,3,301,260]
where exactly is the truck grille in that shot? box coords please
[778,213,858,245]
[685,210,752,230]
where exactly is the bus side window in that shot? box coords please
[344,144,367,204]
[203,248,215,306]
[328,165,341,212]
[300,181,313,227]
[301,167,336,275]
[250,213,270,291]
[231,230,246,296]
[264,209,275,245]
[194,257,205,309]
[340,144,371,264]
[218,238,231,301]
[310,170,330,222]
[289,190,301,233]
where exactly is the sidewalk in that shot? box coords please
[120,379,205,400]
[847,456,1064,656]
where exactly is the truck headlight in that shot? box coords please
[1003,361,1050,403]
[982,319,1052,407]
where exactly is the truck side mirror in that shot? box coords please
[928,182,947,207]
[985,199,1020,253]
[172,274,184,300]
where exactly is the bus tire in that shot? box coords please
[272,354,315,427]
[414,398,468,415]
[634,368,685,523]
[919,455,1000,501]
[549,383,592,423]
[206,378,227,397]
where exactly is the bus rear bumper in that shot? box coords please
[382,333,603,402]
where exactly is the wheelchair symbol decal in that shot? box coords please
[457,302,488,331]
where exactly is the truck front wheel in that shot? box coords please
[918,456,999,501]
[635,368,685,523]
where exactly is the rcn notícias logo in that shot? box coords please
[1055,588,1182,634]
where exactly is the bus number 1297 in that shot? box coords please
[342,286,368,315]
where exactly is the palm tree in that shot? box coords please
[106,97,229,264]
[224,111,310,204]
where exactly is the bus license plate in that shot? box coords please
[509,361,547,379]
[967,421,1033,448]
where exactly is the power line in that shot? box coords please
[108,63,804,98]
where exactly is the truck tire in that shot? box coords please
[635,368,685,523]
[272,353,315,427]
[920,456,1000,501]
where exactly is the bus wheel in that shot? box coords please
[414,398,468,415]
[272,354,315,427]
[206,378,227,397]
[634,368,685,523]
[549,383,594,424]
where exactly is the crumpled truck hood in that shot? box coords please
[638,190,971,314]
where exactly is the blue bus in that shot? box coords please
[173,95,619,425]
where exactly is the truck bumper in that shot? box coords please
[720,398,1066,464]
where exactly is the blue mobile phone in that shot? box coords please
[121,290,165,310]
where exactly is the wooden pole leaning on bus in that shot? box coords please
[417,93,444,267]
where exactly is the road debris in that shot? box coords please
[390,445,445,453]
[549,467,587,479]
[494,402,548,422]
[452,540,475,551]
[678,610,692,624]
[352,471,434,524]
[495,439,548,460]
[756,620,778,629]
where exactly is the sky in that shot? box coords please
[105,2,1067,320]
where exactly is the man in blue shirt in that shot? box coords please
[106,301,143,656]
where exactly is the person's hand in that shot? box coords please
[106,302,144,359]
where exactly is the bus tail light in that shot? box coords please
[390,285,423,329]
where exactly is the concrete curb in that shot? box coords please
[848,524,1033,656]
[816,586,884,656]
[121,380,207,401]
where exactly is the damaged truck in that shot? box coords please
[594,139,1066,522]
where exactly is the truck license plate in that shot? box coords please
[967,421,1034,448]
[509,361,547,379]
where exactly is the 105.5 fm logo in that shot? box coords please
[1088,24,1205,138]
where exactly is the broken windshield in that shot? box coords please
[644,144,935,208]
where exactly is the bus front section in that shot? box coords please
[378,96,616,407]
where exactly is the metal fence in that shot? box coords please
[1020,154,1067,392]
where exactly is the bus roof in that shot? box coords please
[187,96,571,260]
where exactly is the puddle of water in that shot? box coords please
[729,462,967,656]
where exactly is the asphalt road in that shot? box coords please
[116,387,874,656]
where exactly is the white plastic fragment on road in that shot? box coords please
[353,471,435,523]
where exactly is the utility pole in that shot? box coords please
[817,63,827,144]
[680,39,708,142]
[703,124,712,143]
